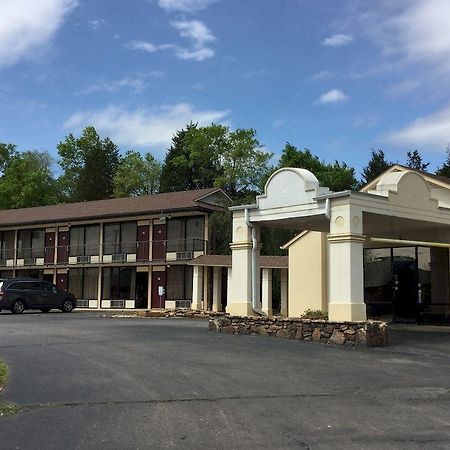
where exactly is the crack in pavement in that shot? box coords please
[5,383,450,416]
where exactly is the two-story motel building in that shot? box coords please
[0,188,230,310]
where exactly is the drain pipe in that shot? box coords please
[245,207,265,316]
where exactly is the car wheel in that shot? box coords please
[11,300,25,314]
[61,299,74,313]
[40,308,51,313]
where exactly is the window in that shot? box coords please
[166,266,193,301]
[103,222,136,255]
[102,267,136,300]
[70,225,100,256]
[0,231,14,260]
[68,268,98,299]
[17,229,45,259]
[166,216,204,252]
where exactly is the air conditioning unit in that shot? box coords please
[77,255,91,264]
[0,259,5,267]
[24,257,36,266]
[176,251,193,260]
[110,300,125,308]
[76,299,89,308]
[112,253,126,263]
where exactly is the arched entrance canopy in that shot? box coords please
[228,167,450,321]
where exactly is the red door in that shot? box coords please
[44,232,55,265]
[151,271,166,308]
[56,273,68,291]
[57,231,69,264]
[137,225,150,262]
[152,224,166,261]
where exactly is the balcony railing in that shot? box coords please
[3,239,207,267]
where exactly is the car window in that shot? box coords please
[7,282,21,290]
[28,282,43,291]
[43,282,57,293]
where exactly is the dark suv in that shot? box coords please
[0,278,77,314]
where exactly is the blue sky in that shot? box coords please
[1,0,450,176]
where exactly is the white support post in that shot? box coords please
[227,209,260,316]
[327,203,366,321]
[261,268,273,316]
[280,268,288,316]
[212,266,222,312]
[191,265,204,310]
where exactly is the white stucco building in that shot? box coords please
[225,165,450,323]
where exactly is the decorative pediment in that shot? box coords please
[256,168,329,210]
[370,171,442,211]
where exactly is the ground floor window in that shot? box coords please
[102,267,136,299]
[68,268,98,300]
[15,269,44,279]
[166,265,193,306]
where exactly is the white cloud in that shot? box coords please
[128,40,159,53]
[384,106,450,150]
[321,34,353,47]
[80,72,165,95]
[309,70,334,81]
[128,21,216,62]
[88,18,107,30]
[171,20,215,46]
[0,0,78,67]
[315,89,349,105]
[171,20,216,61]
[63,103,230,153]
[356,0,450,80]
[156,0,216,12]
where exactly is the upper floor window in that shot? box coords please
[103,221,137,255]
[167,216,204,252]
[0,231,14,260]
[17,229,45,259]
[70,225,100,256]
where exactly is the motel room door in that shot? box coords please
[56,273,68,292]
[137,225,150,262]
[151,270,166,309]
[57,231,70,264]
[44,232,55,265]
[152,224,166,261]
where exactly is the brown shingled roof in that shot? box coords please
[188,254,288,269]
[0,188,229,227]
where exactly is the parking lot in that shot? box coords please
[0,312,450,449]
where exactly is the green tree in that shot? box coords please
[160,123,273,199]
[406,149,429,171]
[360,149,392,186]
[436,145,450,179]
[278,143,358,191]
[57,126,120,202]
[0,143,16,175]
[113,151,162,197]
[0,150,58,209]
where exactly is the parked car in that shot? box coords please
[0,278,76,314]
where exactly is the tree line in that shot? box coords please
[1,123,449,212]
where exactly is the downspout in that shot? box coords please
[324,198,331,220]
[245,207,265,316]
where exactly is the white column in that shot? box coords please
[261,268,273,316]
[327,203,366,322]
[212,266,222,312]
[226,267,232,310]
[191,265,204,310]
[227,209,260,316]
[280,268,288,316]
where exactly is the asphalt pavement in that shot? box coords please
[0,311,450,449]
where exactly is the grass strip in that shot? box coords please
[0,359,23,416]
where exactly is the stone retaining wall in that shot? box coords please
[135,309,225,319]
[209,316,388,347]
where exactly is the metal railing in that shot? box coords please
[2,239,207,267]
